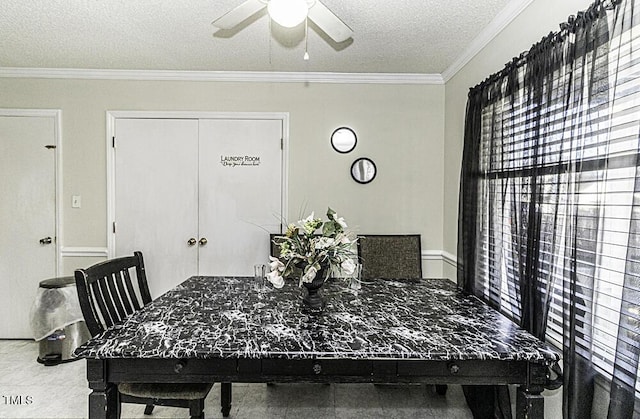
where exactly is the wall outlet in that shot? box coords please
[72,195,81,208]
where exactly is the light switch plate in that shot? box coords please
[72,195,81,208]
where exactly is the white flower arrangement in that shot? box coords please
[267,208,358,288]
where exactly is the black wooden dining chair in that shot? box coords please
[357,234,422,280]
[74,251,213,419]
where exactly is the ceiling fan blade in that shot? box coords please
[212,0,266,30]
[307,1,353,43]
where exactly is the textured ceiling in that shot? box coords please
[1,0,518,75]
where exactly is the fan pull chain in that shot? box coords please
[268,17,272,66]
[303,18,310,60]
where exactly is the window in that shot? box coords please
[470,2,640,397]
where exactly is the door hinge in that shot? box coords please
[45,145,57,149]
[112,222,116,234]
[112,136,116,148]
[280,137,283,150]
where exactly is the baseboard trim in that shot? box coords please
[422,250,457,268]
[59,247,457,266]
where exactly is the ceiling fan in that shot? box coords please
[212,0,353,43]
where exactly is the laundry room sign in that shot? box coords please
[220,155,261,167]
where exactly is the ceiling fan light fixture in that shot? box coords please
[267,0,308,28]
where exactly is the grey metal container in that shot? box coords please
[33,276,92,366]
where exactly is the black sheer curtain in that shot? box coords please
[458,0,639,418]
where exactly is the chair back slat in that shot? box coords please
[357,234,422,280]
[116,271,134,317]
[74,272,102,335]
[133,251,152,306]
[105,271,128,321]
[101,273,123,325]
[75,251,152,337]
[89,279,115,331]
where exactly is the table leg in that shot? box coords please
[88,384,119,419]
[515,386,544,419]
[86,359,119,419]
[221,382,232,417]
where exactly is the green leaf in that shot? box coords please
[322,222,336,236]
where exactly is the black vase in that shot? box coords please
[302,267,327,312]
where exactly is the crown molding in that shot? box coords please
[0,67,443,85]
[441,0,534,83]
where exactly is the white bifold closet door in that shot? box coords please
[198,119,282,276]
[114,117,282,298]
[114,118,199,298]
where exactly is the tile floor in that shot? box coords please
[0,339,474,419]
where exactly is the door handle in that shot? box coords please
[199,238,208,246]
[187,238,197,246]
[39,237,53,245]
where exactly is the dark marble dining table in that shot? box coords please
[75,276,560,418]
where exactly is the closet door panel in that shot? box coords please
[0,115,56,338]
[114,118,199,297]
[198,119,283,276]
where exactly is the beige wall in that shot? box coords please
[0,78,444,275]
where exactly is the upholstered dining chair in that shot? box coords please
[269,233,282,258]
[357,234,422,280]
[74,251,213,419]
[356,235,448,395]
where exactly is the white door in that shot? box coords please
[0,114,57,338]
[198,119,283,276]
[113,116,284,296]
[114,118,199,298]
